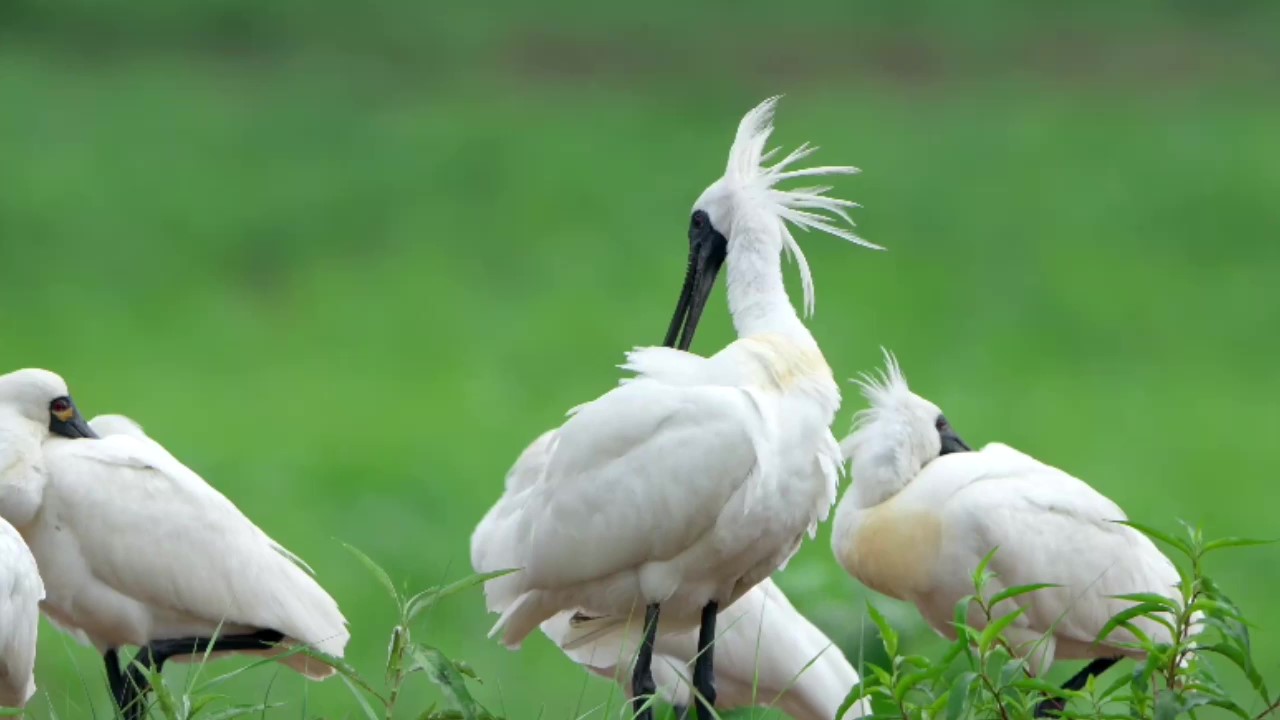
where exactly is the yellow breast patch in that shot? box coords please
[837,504,942,602]
[739,334,833,390]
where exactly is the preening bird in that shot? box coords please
[542,578,870,720]
[0,516,43,709]
[0,369,349,720]
[831,354,1194,714]
[474,430,869,720]
[472,96,876,720]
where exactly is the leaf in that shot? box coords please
[899,654,935,671]
[989,583,1058,608]
[946,671,977,720]
[1192,597,1251,626]
[978,608,1025,654]
[1117,520,1192,557]
[866,601,899,658]
[1154,689,1180,720]
[972,548,999,592]
[894,669,935,702]
[1202,536,1276,555]
[836,682,871,720]
[388,624,407,682]
[412,643,483,720]
[338,674,382,720]
[1097,603,1176,643]
[925,691,950,717]
[203,705,284,720]
[1200,643,1269,699]
[1204,697,1253,719]
[407,569,517,623]
[1014,677,1065,695]
[343,542,401,605]
[1109,593,1179,612]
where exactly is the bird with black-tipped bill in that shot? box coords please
[473,96,878,720]
[832,353,1196,715]
[0,369,349,720]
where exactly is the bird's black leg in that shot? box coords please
[145,629,285,664]
[120,645,159,720]
[1033,657,1121,717]
[632,604,660,720]
[691,601,718,720]
[114,631,285,720]
[104,650,129,712]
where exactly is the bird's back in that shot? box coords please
[917,444,1185,655]
[35,433,349,676]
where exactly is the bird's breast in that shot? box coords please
[836,503,942,602]
[737,334,835,394]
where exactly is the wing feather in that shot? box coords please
[39,436,349,661]
[933,444,1181,648]
[520,380,763,589]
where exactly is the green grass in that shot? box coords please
[2,1,1279,717]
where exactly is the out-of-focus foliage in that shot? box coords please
[2,0,1277,717]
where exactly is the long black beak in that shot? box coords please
[50,399,99,439]
[664,223,728,351]
[939,426,970,456]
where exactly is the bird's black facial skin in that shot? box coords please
[664,210,728,351]
[936,414,971,456]
[48,395,99,439]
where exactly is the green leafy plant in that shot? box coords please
[335,545,510,720]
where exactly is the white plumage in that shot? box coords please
[542,579,870,720]
[832,354,1193,677]
[0,517,42,709]
[0,368,349,705]
[475,429,870,720]
[473,97,870,657]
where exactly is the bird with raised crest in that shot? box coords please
[0,369,349,720]
[472,96,877,720]
[832,353,1197,716]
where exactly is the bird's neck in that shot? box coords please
[725,217,812,344]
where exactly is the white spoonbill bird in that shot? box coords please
[542,578,871,720]
[473,96,877,720]
[832,354,1193,714]
[0,369,349,720]
[473,430,869,720]
[0,516,43,709]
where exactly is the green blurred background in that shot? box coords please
[3,0,1278,717]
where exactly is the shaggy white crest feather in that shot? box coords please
[851,349,910,421]
[719,96,880,316]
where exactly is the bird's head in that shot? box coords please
[665,96,880,351]
[0,368,98,440]
[842,351,970,505]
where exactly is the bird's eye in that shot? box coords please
[935,415,948,431]
[50,397,71,414]
[690,211,708,230]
